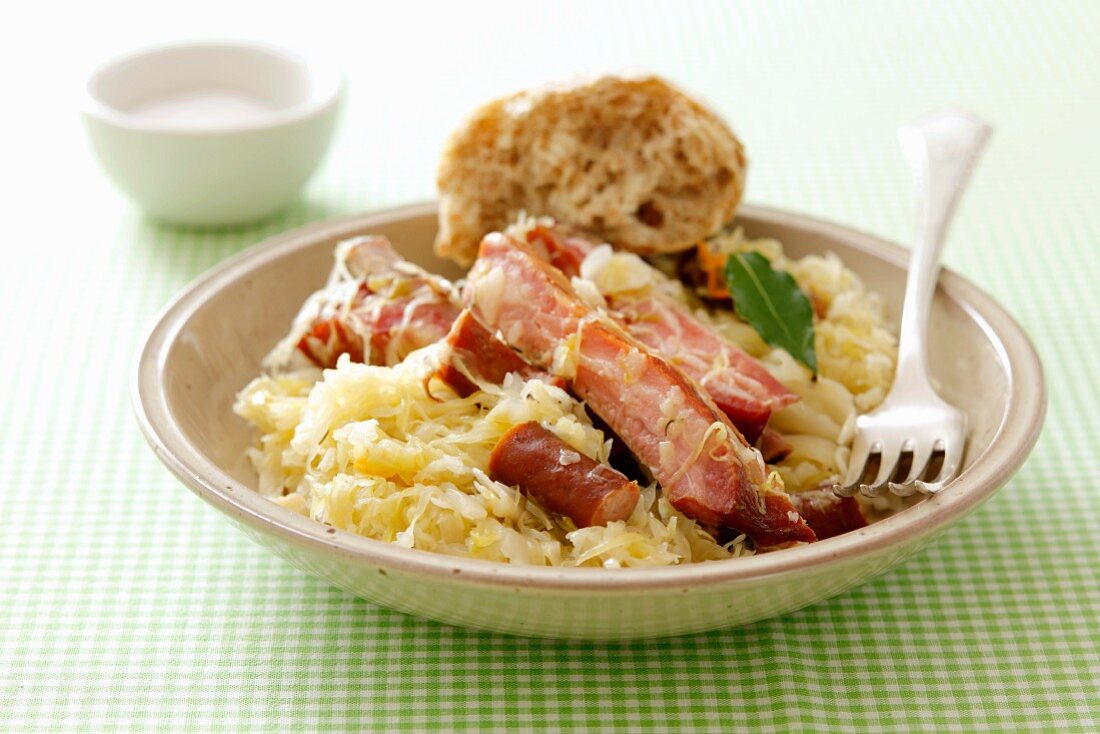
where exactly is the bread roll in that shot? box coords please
[436,74,747,265]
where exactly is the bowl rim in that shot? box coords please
[133,202,1047,591]
[81,39,345,135]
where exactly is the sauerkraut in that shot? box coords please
[236,350,737,567]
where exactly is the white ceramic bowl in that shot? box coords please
[134,203,1046,639]
[82,41,343,225]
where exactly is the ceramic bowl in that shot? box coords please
[133,203,1045,639]
[82,41,343,226]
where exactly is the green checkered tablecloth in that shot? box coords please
[3,1,1098,730]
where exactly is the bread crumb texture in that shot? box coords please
[436,75,747,264]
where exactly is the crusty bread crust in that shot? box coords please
[436,75,746,265]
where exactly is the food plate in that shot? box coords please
[133,202,1045,639]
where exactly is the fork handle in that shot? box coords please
[895,110,992,390]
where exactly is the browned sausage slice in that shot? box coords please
[438,310,556,397]
[789,490,868,540]
[488,422,640,527]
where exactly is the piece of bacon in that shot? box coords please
[295,236,461,368]
[523,224,797,441]
[789,490,868,540]
[489,422,640,527]
[437,310,556,397]
[465,233,815,547]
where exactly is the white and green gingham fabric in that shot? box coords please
[3,1,1098,730]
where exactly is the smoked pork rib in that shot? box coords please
[612,296,796,442]
[286,235,557,393]
[295,236,461,368]
[524,225,797,441]
[464,233,815,546]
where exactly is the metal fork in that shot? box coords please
[835,110,991,498]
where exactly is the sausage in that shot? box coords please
[438,310,553,397]
[789,490,868,540]
[488,422,640,527]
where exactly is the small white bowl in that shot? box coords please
[82,41,343,226]
[134,203,1046,639]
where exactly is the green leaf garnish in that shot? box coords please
[724,251,817,375]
